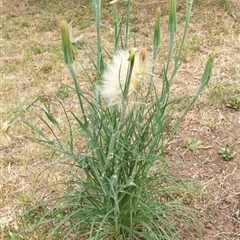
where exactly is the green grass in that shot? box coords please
[217,0,232,13]
[209,81,239,107]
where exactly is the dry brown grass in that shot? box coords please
[1,0,240,239]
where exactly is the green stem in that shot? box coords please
[113,4,119,52]
[68,64,87,125]
[92,0,103,83]
[124,0,131,49]
[166,33,175,73]
[175,0,193,67]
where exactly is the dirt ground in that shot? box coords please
[1,0,240,239]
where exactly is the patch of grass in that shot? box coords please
[56,84,70,100]
[21,20,30,28]
[38,19,58,32]
[15,191,30,203]
[3,33,11,39]
[2,231,20,240]
[217,0,232,13]
[32,46,47,55]
[187,35,204,53]
[209,81,239,107]
[0,194,5,204]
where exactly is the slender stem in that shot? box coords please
[92,0,103,83]
[124,0,131,49]
[68,65,87,125]
[113,4,119,52]
[166,33,175,73]
[175,0,193,67]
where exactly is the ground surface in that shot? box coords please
[1,0,240,239]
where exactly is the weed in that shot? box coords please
[182,137,213,156]
[234,209,240,220]
[219,147,236,161]
[226,96,240,109]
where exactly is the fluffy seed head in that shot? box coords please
[101,48,151,108]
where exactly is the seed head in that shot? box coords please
[101,48,152,108]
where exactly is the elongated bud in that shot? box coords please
[128,47,137,62]
[196,53,214,95]
[201,53,214,86]
[168,0,177,33]
[129,48,148,96]
[59,20,75,65]
[138,48,147,70]
[153,8,161,48]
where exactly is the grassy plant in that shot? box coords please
[20,0,214,239]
